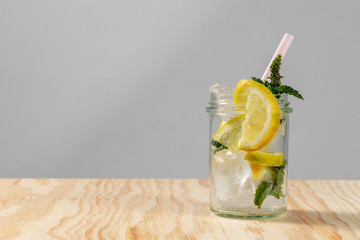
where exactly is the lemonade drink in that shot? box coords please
[206,52,302,218]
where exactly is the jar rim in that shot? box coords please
[206,93,293,114]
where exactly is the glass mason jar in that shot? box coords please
[206,92,292,218]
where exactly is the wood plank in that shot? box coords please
[0,179,359,239]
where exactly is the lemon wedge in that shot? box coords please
[212,116,245,151]
[249,162,269,180]
[234,79,281,151]
[249,162,277,180]
[245,151,284,167]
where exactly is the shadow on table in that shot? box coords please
[268,209,360,228]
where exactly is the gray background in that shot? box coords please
[0,0,359,179]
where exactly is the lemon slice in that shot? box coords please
[245,151,284,166]
[234,79,281,151]
[212,116,245,151]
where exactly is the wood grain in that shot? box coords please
[0,179,359,239]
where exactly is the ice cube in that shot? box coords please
[209,83,237,121]
[209,83,234,103]
[211,149,256,208]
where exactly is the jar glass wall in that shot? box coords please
[206,94,292,218]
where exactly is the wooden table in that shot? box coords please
[0,179,359,239]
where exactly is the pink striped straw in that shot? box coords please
[261,33,294,81]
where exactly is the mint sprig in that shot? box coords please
[251,54,304,100]
[254,161,286,208]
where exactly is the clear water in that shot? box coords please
[208,83,289,218]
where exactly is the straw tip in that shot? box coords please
[284,33,294,39]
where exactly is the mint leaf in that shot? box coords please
[250,77,263,84]
[270,166,285,199]
[267,84,278,96]
[214,145,227,154]
[254,159,287,207]
[278,85,304,100]
[254,181,273,209]
[211,139,223,148]
[211,139,228,153]
[271,185,283,199]
[250,54,304,100]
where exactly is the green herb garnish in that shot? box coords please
[211,139,228,154]
[254,181,273,209]
[251,54,304,100]
[252,55,296,209]
[254,160,286,208]
[270,164,285,199]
